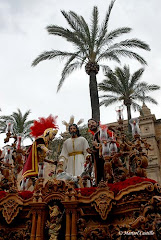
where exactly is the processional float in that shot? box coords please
[0,110,161,240]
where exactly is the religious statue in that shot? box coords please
[46,204,63,240]
[21,115,58,189]
[58,123,90,177]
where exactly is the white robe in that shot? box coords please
[59,136,90,176]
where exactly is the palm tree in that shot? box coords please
[0,109,34,140]
[98,65,160,131]
[32,0,150,121]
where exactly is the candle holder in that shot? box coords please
[4,120,14,143]
[129,118,140,137]
[102,142,110,157]
[16,133,24,150]
[5,120,14,134]
[109,141,118,155]
[3,146,13,164]
[99,124,108,142]
[115,105,124,123]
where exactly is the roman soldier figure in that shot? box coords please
[22,115,58,182]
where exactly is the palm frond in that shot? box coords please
[97,27,132,52]
[56,53,82,91]
[61,10,90,47]
[99,96,120,107]
[142,96,158,105]
[98,63,159,118]
[61,10,81,31]
[133,93,158,105]
[57,61,82,92]
[0,109,33,139]
[131,101,142,112]
[133,82,160,96]
[108,39,150,51]
[129,68,144,88]
[106,27,132,41]
[32,51,76,66]
[22,110,31,123]
[70,11,91,43]
[0,120,7,133]
[96,0,116,48]
[0,116,14,121]
[97,51,121,63]
[118,66,130,93]
[99,65,112,75]
[24,120,34,128]
[115,66,129,91]
[47,25,87,52]
[98,79,123,95]
[108,49,147,65]
[91,6,99,51]
[99,94,118,99]
[146,84,160,91]
[105,69,126,93]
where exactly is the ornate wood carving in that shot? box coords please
[46,205,63,240]
[34,178,77,202]
[129,195,161,239]
[91,193,114,220]
[2,199,22,224]
[115,182,155,201]
[0,220,31,239]
[77,218,109,240]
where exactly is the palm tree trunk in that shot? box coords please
[126,104,132,133]
[89,71,100,122]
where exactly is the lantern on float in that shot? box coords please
[16,133,24,150]
[5,120,14,134]
[99,124,108,142]
[129,118,140,136]
[3,146,13,164]
[115,105,124,122]
[109,141,118,155]
[102,142,110,157]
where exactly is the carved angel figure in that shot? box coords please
[46,205,63,240]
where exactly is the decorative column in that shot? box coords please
[30,201,46,240]
[36,210,42,240]
[65,209,71,240]
[30,211,37,240]
[71,208,77,240]
[63,192,78,240]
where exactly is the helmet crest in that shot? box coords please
[30,115,58,138]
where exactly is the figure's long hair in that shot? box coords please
[68,124,81,137]
[88,118,99,126]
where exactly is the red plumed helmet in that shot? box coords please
[30,115,58,138]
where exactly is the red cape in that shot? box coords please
[22,141,38,178]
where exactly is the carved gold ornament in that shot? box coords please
[92,194,113,220]
[2,199,22,224]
